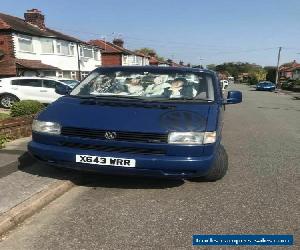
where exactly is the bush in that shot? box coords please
[247,76,258,85]
[0,134,8,148]
[281,81,294,90]
[10,100,45,117]
[294,79,300,85]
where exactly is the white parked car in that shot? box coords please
[227,76,234,84]
[0,77,71,108]
[220,80,229,90]
[49,78,79,88]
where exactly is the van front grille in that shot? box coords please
[60,141,166,156]
[61,127,168,143]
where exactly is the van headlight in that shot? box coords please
[168,131,216,144]
[32,120,61,135]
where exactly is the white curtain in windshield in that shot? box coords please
[71,71,215,101]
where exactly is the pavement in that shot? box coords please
[0,138,76,237]
[275,88,300,99]
[0,137,34,178]
[0,84,299,249]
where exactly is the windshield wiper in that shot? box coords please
[166,97,213,102]
[94,95,145,100]
[70,95,144,100]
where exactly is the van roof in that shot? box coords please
[94,66,215,75]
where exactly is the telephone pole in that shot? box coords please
[275,46,282,88]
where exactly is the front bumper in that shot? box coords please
[28,141,215,179]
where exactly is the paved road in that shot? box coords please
[1,85,299,249]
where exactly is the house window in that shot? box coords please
[123,55,135,65]
[56,41,74,55]
[63,71,71,79]
[18,35,33,53]
[123,55,143,66]
[93,49,100,60]
[123,55,128,65]
[43,71,56,77]
[71,71,77,79]
[57,71,63,78]
[61,41,69,55]
[81,47,93,58]
[144,58,149,66]
[135,56,142,65]
[81,71,89,79]
[41,38,54,53]
[69,44,75,55]
[56,42,61,54]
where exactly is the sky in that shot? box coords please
[1,0,300,66]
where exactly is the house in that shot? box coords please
[148,53,184,67]
[279,60,300,80]
[217,72,230,80]
[148,52,169,67]
[88,38,149,66]
[165,59,184,67]
[237,73,250,82]
[0,9,102,80]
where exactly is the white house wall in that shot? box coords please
[13,33,101,72]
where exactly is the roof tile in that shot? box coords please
[0,12,84,43]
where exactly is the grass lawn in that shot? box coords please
[0,112,10,120]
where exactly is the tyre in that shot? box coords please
[190,144,228,182]
[0,94,19,109]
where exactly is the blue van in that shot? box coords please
[28,66,242,181]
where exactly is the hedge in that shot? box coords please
[10,100,45,117]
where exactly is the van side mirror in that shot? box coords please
[226,91,242,104]
[55,84,71,95]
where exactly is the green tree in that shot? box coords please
[134,48,165,61]
[248,68,267,84]
[264,66,277,83]
[215,62,264,79]
[134,48,156,56]
[206,64,216,71]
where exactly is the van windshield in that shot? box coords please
[70,70,215,101]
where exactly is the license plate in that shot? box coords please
[76,154,136,168]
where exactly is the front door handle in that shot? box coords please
[40,90,48,92]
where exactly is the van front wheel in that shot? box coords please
[190,145,228,182]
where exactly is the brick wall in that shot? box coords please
[0,31,16,76]
[102,54,122,66]
[0,115,34,140]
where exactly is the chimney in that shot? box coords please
[24,9,45,30]
[112,38,124,47]
[179,61,184,66]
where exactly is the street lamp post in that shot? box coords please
[199,58,204,68]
